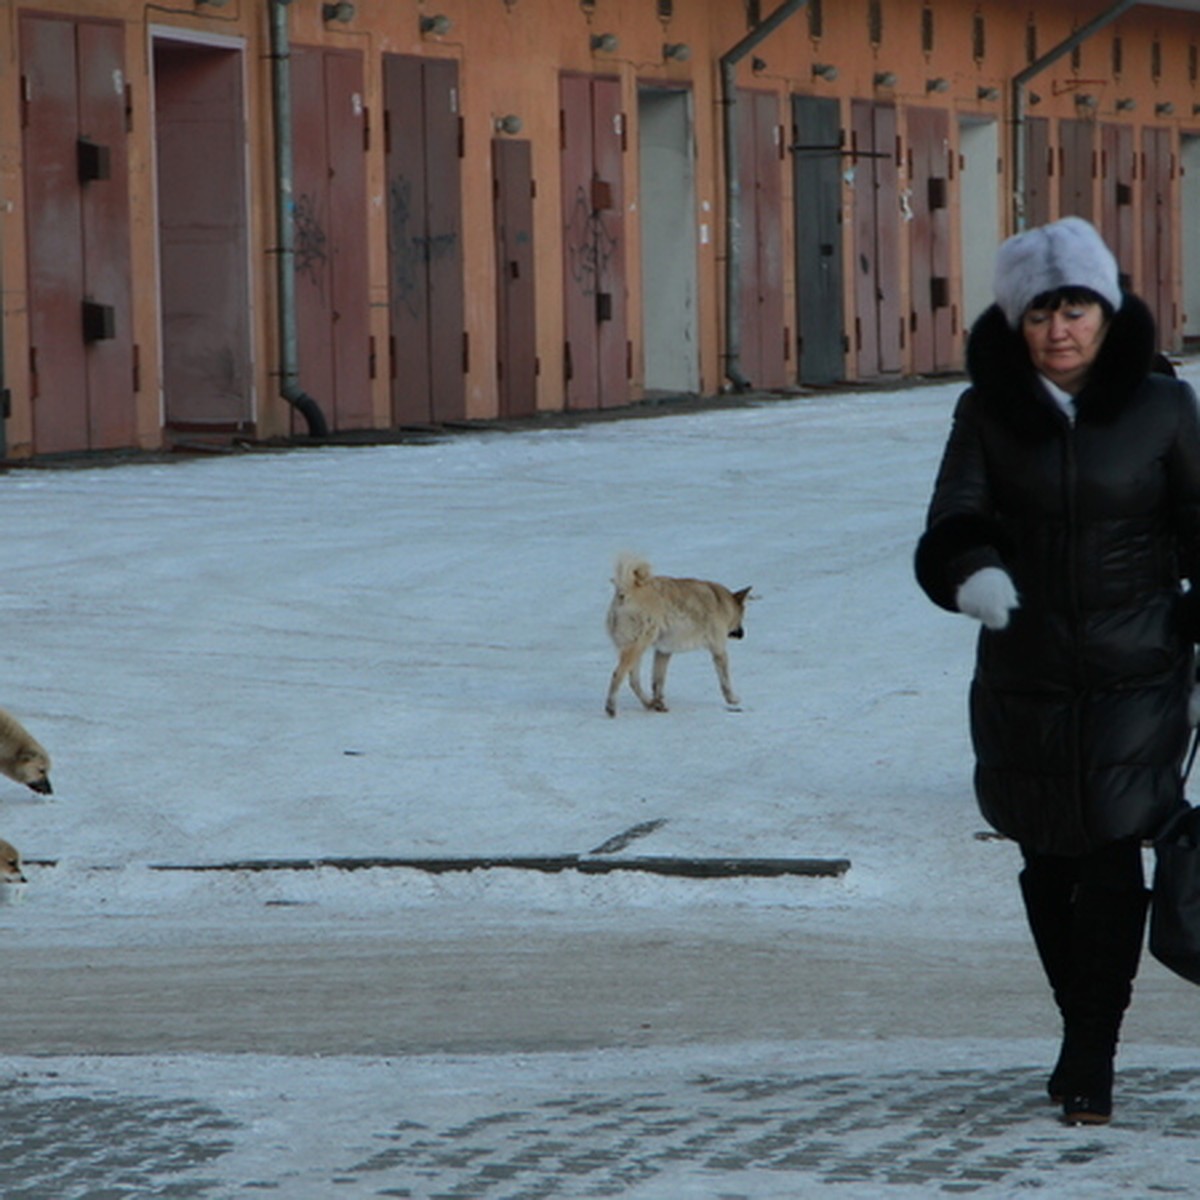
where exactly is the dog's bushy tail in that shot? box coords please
[613,553,653,592]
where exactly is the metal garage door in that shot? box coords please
[850,100,901,378]
[1142,126,1176,349]
[384,55,465,426]
[906,106,955,375]
[560,74,629,410]
[291,45,372,432]
[792,94,845,386]
[492,137,537,418]
[1100,122,1135,291]
[22,14,135,453]
[737,89,787,389]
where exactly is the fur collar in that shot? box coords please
[965,292,1157,440]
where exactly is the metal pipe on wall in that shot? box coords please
[268,0,329,438]
[719,0,808,393]
[0,236,6,459]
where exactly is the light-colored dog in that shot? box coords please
[605,554,750,717]
[0,708,52,795]
[0,838,25,883]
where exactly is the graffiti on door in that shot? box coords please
[390,175,459,319]
[565,185,617,300]
[294,192,328,298]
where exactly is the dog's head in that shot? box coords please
[729,587,752,639]
[0,839,25,883]
[14,748,52,795]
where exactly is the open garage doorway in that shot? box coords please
[152,33,254,435]
[958,116,999,335]
[638,85,699,396]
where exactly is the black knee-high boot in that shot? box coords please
[1018,866,1077,1100]
[1057,883,1150,1125]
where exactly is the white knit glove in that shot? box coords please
[956,567,1019,631]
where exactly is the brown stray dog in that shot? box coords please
[605,554,750,717]
[0,838,26,883]
[0,708,52,795]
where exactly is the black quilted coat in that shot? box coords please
[916,294,1200,856]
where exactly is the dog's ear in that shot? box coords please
[734,587,752,603]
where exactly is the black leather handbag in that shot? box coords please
[1150,799,1200,985]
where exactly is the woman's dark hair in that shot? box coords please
[1025,286,1115,320]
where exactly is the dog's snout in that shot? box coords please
[28,778,52,795]
[730,627,744,639]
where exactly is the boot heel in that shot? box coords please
[1062,1090,1112,1125]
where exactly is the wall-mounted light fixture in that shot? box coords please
[1115,97,1136,112]
[494,114,523,135]
[1074,93,1098,110]
[1156,101,1176,116]
[590,32,619,53]
[1028,91,1042,106]
[925,77,950,94]
[811,63,838,81]
[976,86,1000,101]
[752,56,768,74]
[873,71,897,88]
[663,42,691,63]
[420,13,452,35]
[322,2,355,22]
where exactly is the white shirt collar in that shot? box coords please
[1039,374,1075,423]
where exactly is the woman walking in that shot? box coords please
[915,217,1200,1125]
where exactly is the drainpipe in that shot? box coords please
[268,0,329,437]
[719,0,809,392]
[0,249,6,460]
[1010,0,1137,232]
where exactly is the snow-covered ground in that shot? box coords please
[0,377,991,925]
[2,367,1200,1197]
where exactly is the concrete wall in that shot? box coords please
[1,0,1198,457]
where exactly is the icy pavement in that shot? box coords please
[5,373,1200,1196]
[3,1042,1200,1199]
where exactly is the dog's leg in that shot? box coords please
[605,661,626,717]
[650,650,671,712]
[626,645,653,709]
[710,647,740,707]
[607,644,651,716]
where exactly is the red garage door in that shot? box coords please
[493,138,537,418]
[384,55,466,426]
[22,14,135,453]
[851,101,901,378]
[560,74,629,409]
[291,46,372,432]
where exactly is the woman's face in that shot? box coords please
[1021,299,1110,394]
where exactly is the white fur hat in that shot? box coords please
[993,217,1122,328]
